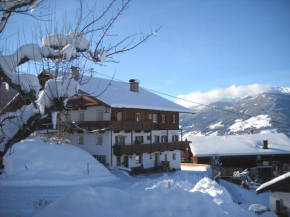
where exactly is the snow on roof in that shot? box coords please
[189,133,290,157]
[80,77,193,113]
[256,172,290,194]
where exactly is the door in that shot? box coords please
[123,156,129,168]
[154,153,159,168]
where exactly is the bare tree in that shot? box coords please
[209,154,222,180]
[0,0,160,168]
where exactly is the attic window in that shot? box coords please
[136,113,141,121]
[172,115,176,123]
[161,115,166,123]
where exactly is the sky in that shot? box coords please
[2,0,290,107]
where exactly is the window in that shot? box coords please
[115,136,125,146]
[283,164,289,172]
[136,154,142,164]
[272,164,277,172]
[161,135,167,143]
[172,135,179,142]
[78,111,84,122]
[147,136,151,141]
[150,154,152,160]
[164,154,167,161]
[117,111,122,121]
[153,114,157,123]
[96,155,106,164]
[116,156,121,166]
[135,136,143,145]
[153,135,159,144]
[136,113,141,121]
[148,114,152,120]
[96,136,103,145]
[96,111,103,121]
[78,135,84,144]
[172,115,176,123]
[173,153,176,160]
[161,115,166,123]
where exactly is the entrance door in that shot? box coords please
[123,156,129,168]
[154,153,159,168]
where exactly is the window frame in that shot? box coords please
[173,153,176,160]
[136,112,141,121]
[161,114,166,123]
[78,111,85,122]
[136,154,142,164]
[78,135,84,144]
[96,155,106,164]
[153,114,157,123]
[172,115,176,123]
[96,135,103,145]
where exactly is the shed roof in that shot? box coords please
[80,77,193,113]
[189,133,290,157]
[256,172,290,194]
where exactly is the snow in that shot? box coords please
[209,121,224,130]
[188,133,290,157]
[61,44,77,61]
[94,49,107,62]
[0,104,38,152]
[229,115,271,133]
[80,76,193,113]
[257,171,290,193]
[37,77,79,114]
[0,138,116,186]
[42,33,90,51]
[0,138,276,217]
[26,176,256,217]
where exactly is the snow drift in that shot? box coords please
[0,139,117,186]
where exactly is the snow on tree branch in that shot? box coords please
[0,103,38,152]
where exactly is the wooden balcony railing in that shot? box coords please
[113,141,190,156]
[70,120,155,131]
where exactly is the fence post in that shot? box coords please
[87,163,89,176]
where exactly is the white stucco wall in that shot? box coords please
[69,106,111,122]
[270,192,290,213]
[70,131,111,165]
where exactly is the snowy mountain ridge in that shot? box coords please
[180,88,290,137]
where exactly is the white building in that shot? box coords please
[67,77,193,173]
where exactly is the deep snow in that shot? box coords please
[0,139,275,217]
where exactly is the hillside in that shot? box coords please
[180,89,290,138]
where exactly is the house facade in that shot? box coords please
[188,133,290,178]
[67,78,193,172]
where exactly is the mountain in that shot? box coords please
[180,88,290,138]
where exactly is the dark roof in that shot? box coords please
[256,172,290,194]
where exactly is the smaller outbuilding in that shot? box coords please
[188,133,290,179]
[256,172,290,217]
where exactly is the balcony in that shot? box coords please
[70,120,155,131]
[113,141,191,156]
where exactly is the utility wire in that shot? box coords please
[88,71,290,128]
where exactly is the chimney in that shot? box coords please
[71,66,80,81]
[129,79,140,93]
[263,140,268,149]
[249,130,254,134]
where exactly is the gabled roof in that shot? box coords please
[189,133,290,157]
[256,172,290,194]
[80,77,193,113]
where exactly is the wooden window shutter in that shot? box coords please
[115,136,118,145]
[122,136,125,146]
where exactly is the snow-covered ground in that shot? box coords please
[0,139,275,217]
[229,115,271,133]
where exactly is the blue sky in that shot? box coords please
[2,0,290,106]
